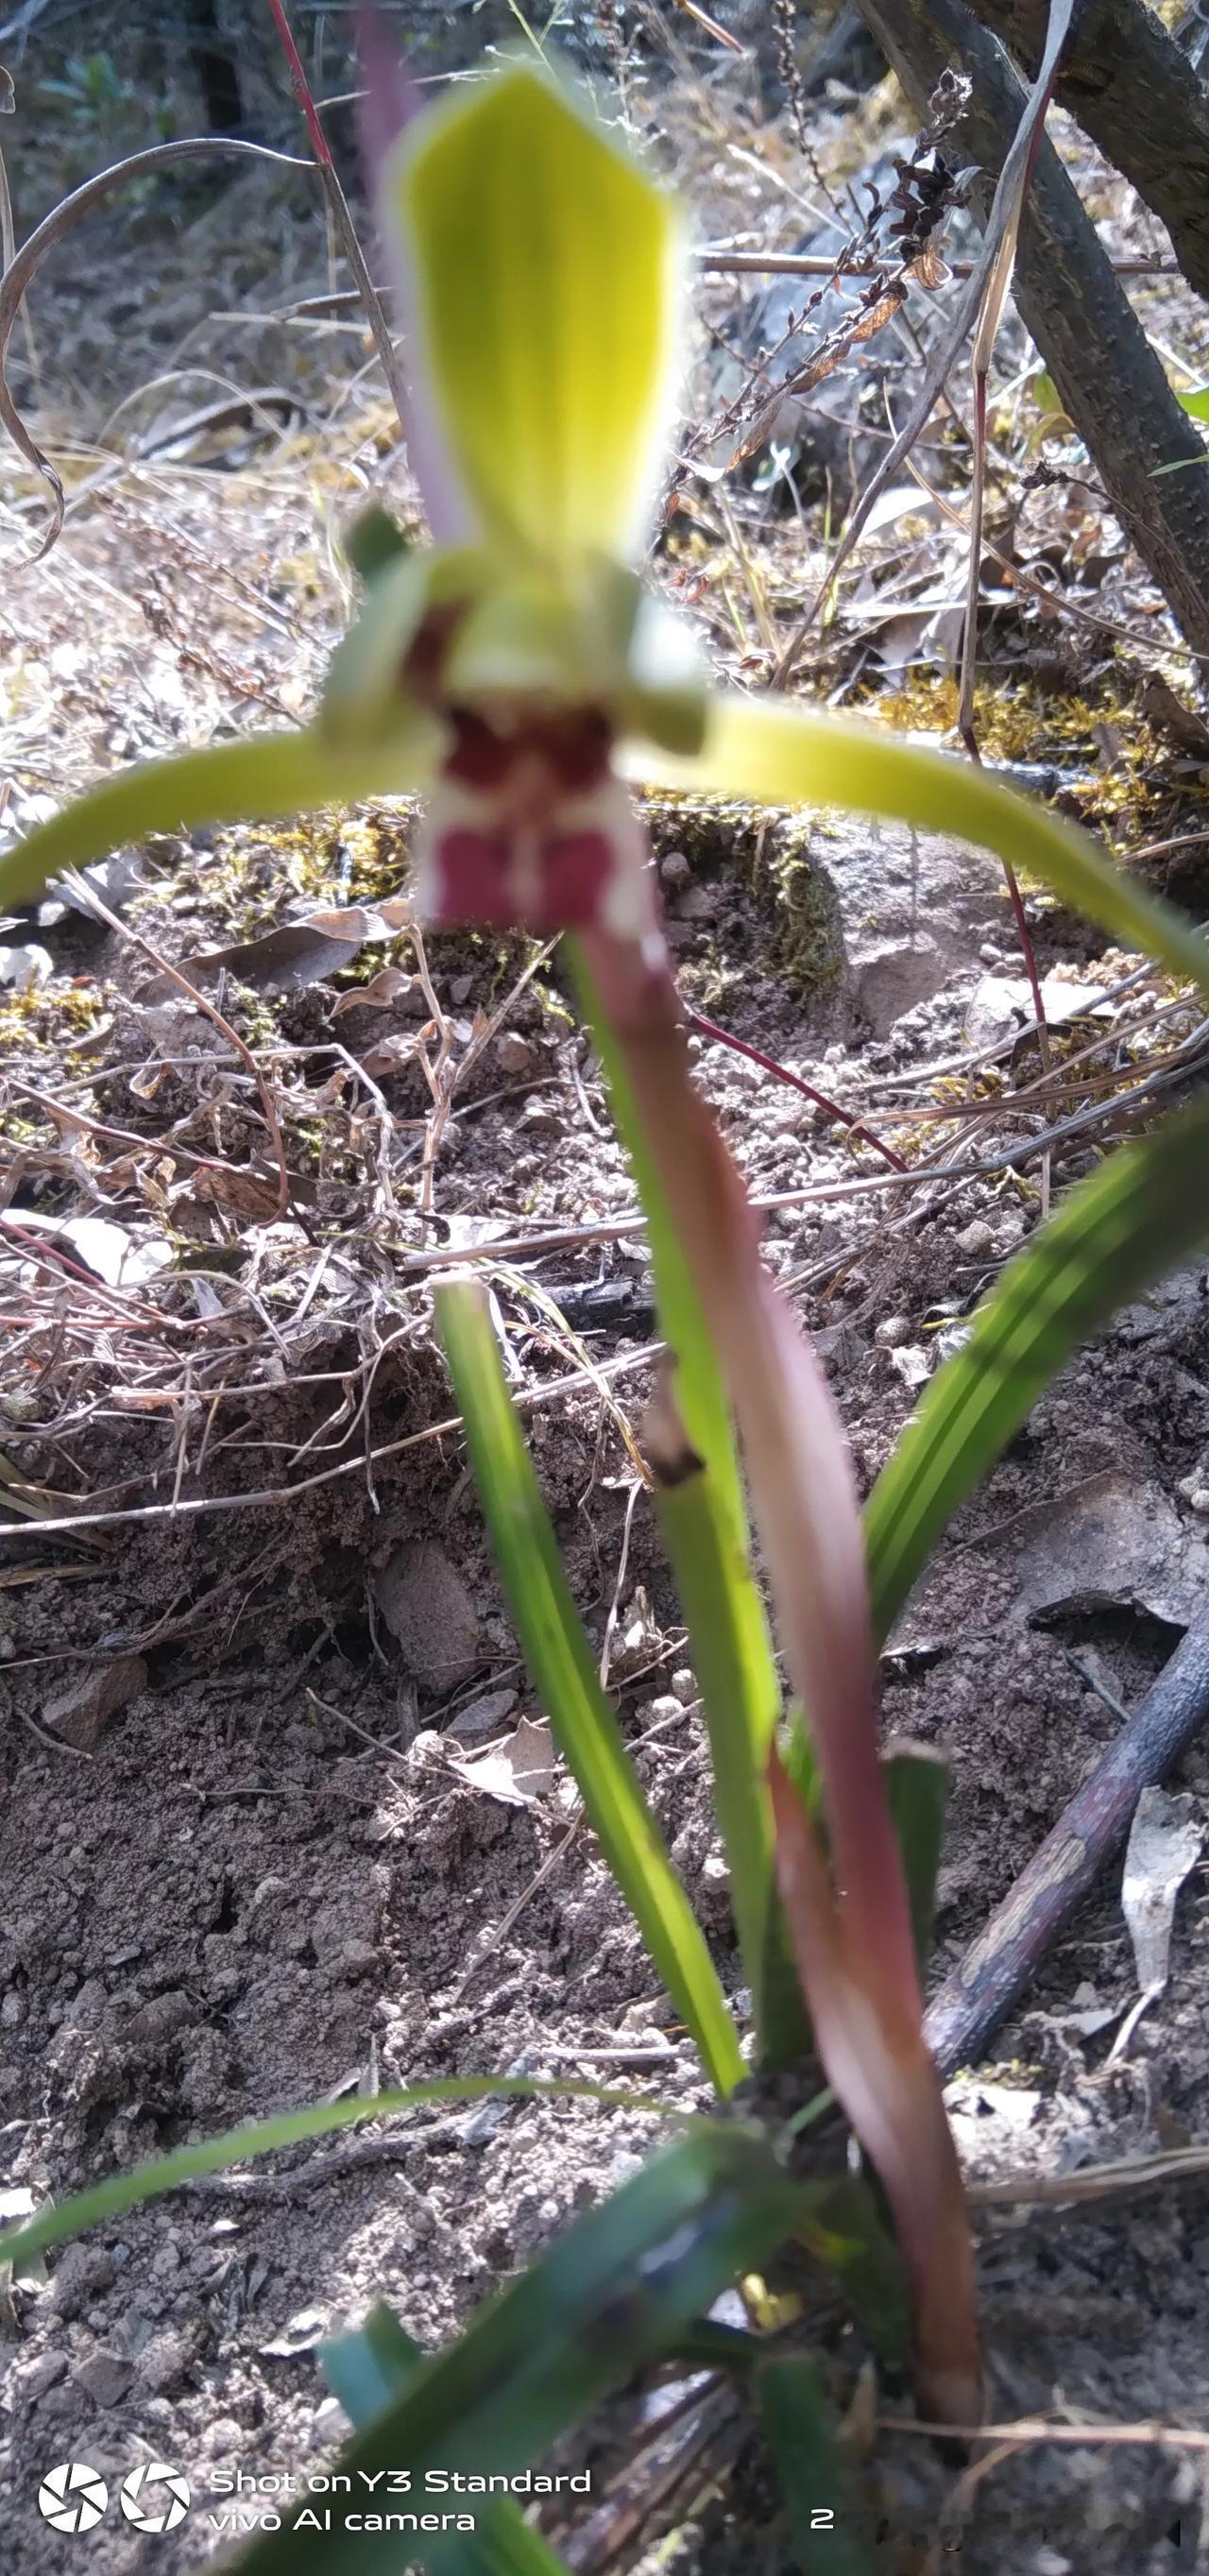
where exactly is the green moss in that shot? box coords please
[641,790,843,1002]
[0,978,107,1056]
[872,665,1209,847]
[761,822,844,996]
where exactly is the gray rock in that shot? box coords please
[43,1654,146,1751]
[9,2350,68,2405]
[851,931,945,1034]
[72,2347,133,2407]
[50,2244,114,2319]
[447,1687,519,1741]
[374,1540,483,1692]
[494,1032,536,1081]
[134,2330,192,2396]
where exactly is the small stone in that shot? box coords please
[672,881,716,923]
[446,1687,518,1741]
[875,1315,911,1350]
[449,974,474,1005]
[671,1667,695,1700]
[955,1218,995,1257]
[308,2397,347,2449]
[0,1990,25,2027]
[72,2347,133,2408]
[519,1095,561,1134]
[494,1032,536,1081]
[659,847,691,891]
[616,1988,675,2029]
[134,2329,191,2396]
[852,932,944,1034]
[43,1654,146,1752]
[10,2350,68,2405]
[889,1345,931,1392]
[50,2244,114,2319]
[374,1540,482,1692]
[199,2416,246,2458]
[336,1939,379,1979]
[642,1695,686,1727]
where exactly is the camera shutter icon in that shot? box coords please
[37,2463,110,2533]
[120,2464,192,2531]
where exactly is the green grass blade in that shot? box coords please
[883,1746,949,1978]
[232,2124,805,2572]
[570,949,795,2062]
[755,2354,872,2575]
[0,726,438,911]
[324,2310,574,2574]
[0,2075,671,2275]
[865,1098,1209,1645]
[436,1277,742,2096]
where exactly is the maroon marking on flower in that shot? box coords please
[537,828,615,923]
[444,706,614,797]
[431,823,618,932]
[432,827,514,925]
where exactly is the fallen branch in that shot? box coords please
[927,1605,1209,2075]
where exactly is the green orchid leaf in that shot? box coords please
[0,2074,672,2276]
[389,63,682,568]
[436,1276,743,2097]
[231,2124,804,2573]
[323,2303,424,2431]
[755,2353,873,2575]
[647,1451,810,2070]
[883,1746,948,1979]
[628,692,1209,1004]
[344,502,414,587]
[0,725,440,913]
[1176,383,1209,422]
[865,1096,1209,1645]
[323,2311,574,2575]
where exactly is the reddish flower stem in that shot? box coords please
[686,1008,908,1171]
[264,0,410,431]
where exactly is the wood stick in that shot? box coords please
[926,1608,1209,2075]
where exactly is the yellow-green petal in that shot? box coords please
[627,691,1209,1004]
[388,63,682,571]
[0,725,441,913]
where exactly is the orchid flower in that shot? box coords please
[9,35,1209,2433]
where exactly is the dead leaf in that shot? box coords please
[359,1035,420,1077]
[3,1208,171,1288]
[1004,1471,1209,1629]
[189,1164,284,1221]
[1106,1788,1205,2062]
[451,1715,558,1806]
[1137,674,1209,760]
[332,965,414,1016]
[178,906,398,995]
